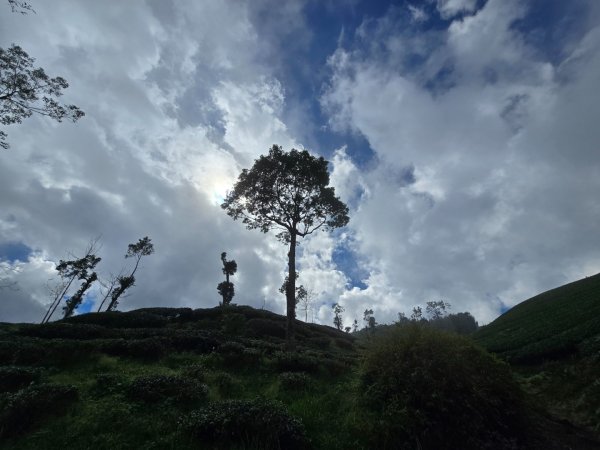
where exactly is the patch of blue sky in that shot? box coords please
[0,241,33,263]
[332,243,368,290]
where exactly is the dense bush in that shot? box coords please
[17,322,107,340]
[212,372,239,396]
[0,366,41,393]
[222,313,247,336]
[92,373,124,396]
[246,318,286,340]
[182,363,207,382]
[0,384,78,437]
[180,398,309,449]
[278,372,310,392]
[360,325,527,450]
[99,337,167,361]
[128,374,208,404]
[306,336,330,349]
[65,311,168,328]
[271,351,320,374]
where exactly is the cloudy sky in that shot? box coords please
[1,0,599,327]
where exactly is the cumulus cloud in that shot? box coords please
[322,0,600,324]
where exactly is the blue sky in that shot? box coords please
[1,0,600,326]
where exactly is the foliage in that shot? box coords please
[363,309,376,330]
[222,144,349,347]
[217,252,237,306]
[0,366,41,393]
[180,398,309,450]
[0,44,84,149]
[128,374,208,404]
[0,384,78,438]
[106,237,154,311]
[247,318,287,340]
[43,240,101,323]
[279,371,310,392]
[332,303,344,331]
[474,273,600,363]
[360,325,527,449]
[425,300,450,320]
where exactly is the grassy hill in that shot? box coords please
[0,302,598,449]
[474,273,600,435]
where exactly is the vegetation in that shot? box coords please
[217,252,237,306]
[0,43,84,149]
[222,145,349,347]
[1,299,597,449]
[474,273,600,435]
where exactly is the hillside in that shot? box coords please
[474,273,600,435]
[1,304,598,449]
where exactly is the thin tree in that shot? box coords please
[105,237,154,311]
[222,145,349,348]
[217,252,237,306]
[0,44,84,149]
[333,303,344,331]
[42,238,101,323]
[298,287,315,322]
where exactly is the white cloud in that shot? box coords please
[322,0,600,323]
[436,0,478,19]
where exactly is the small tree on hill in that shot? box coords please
[105,237,154,311]
[217,252,237,306]
[222,145,349,348]
[363,309,376,330]
[42,238,101,323]
[426,300,451,320]
[333,303,344,330]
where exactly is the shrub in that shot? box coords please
[335,338,354,351]
[17,322,107,340]
[271,351,320,374]
[359,325,527,450]
[246,318,286,340]
[92,373,124,396]
[278,372,310,392]
[0,366,42,393]
[65,311,167,328]
[212,372,239,397]
[99,337,166,361]
[222,313,246,336]
[128,374,208,404]
[180,398,309,450]
[182,364,207,382]
[0,384,78,438]
[306,336,331,350]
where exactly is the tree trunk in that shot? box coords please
[286,232,297,350]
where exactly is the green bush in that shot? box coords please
[182,363,207,382]
[278,372,310,392]
[272,351,320,374]
[92,373,124,396]
[306,336,330,349]
[17,322,107,340]
[99,337,167,361]
[128,374,208,404]
[0,384,78,437]
[360,325,527,450]
[66,311,168,328]
[180,398,309,449]
[247,318,286,340]
[0,366,42,393]
[335,338,354,351]
[212,372,239,397]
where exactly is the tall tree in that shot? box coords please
[42,239,101,323]
[222,145,349,348]
[105,237,154,311]
[217,252,237,306]
[0,44,84,149]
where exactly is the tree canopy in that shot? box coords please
[222,145,349,347]
[0,44,84,149]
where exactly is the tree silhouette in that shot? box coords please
[222,145,349,348]
[217,252,237,306]
[105,237,154,311]
[42,239,101,323]
[0,44,84,149]
[333,303,344,331]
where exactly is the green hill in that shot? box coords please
[474,273,600,363]
[1,303,598,449]
[474,273,600,435]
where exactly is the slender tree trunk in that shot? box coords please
[286,232,297,350]
[42,275,75,323]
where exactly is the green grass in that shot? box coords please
[474,273,600,363]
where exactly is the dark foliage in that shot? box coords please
[180,398,309,450]
[99,337,167,361]
[271,351,321,374]
[0,366,41,393]
[247,318,287,340]
[128,374,208,404]
[0,384,78,437]
[0,44,84,149]
[66,310,168,328]
[360,325,528,449]
[278,372,310,392]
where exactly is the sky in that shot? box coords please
[1,0,600,327]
